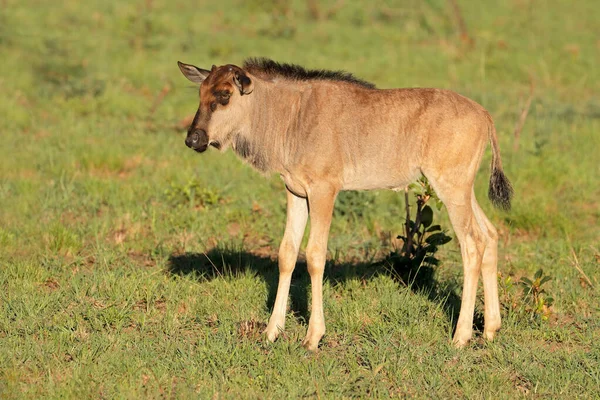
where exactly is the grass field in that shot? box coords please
[1,0,599,397]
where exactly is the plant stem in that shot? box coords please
[404,189,413,256]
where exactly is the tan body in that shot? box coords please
[178,59,513,350]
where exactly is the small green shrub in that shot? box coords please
[519,269,554,321]
[389,176,452,286]
[499,269,555,323]
[164,180,221,209]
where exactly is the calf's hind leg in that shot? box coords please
[472,197,501,340]
[447,201,485,347]
[427,177,486,347]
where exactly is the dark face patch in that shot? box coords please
[214,90,231,106]
[193,74,236,125]
[187,76,235,135]
[185,64,250,153]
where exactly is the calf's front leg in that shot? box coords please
[264,189,308,342]
[302,185,337,351]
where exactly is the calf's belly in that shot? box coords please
[341,163,420,191]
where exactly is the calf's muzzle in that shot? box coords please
[185,129,209,153]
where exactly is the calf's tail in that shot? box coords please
[486,116,513,211]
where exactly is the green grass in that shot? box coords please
[1,0,599,397]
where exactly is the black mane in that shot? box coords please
[243,57,376,89]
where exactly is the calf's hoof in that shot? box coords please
[452,330,472,349]
[483,320,501,341]
[302,337,320,352]
[302,327,325,352]
[263,324,283,343]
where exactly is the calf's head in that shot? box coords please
[177,61,253,153]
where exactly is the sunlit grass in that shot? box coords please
[0,0,598,397]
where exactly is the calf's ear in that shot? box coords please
[177,61,210,84]
[233,71,253,95]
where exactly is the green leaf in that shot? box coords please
[420,205,433,228]
[423,256,440,266]
[425,232,452,245]
[426,224,441,232]
[539,276,552,286]
[426,244,438,253]
[520,277,533,286]
[534,269,543,280]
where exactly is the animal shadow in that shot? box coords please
[168,248,311,322]
[167,247,480,335]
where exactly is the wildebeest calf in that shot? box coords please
[177,58,513,350]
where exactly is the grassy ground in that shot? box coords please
[1,0,599,398]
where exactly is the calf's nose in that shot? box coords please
[185,129,207,148]
[185,132,199,148]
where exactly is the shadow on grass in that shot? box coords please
[167,247,483,335]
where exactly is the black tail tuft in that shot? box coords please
[488,168,513,211]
